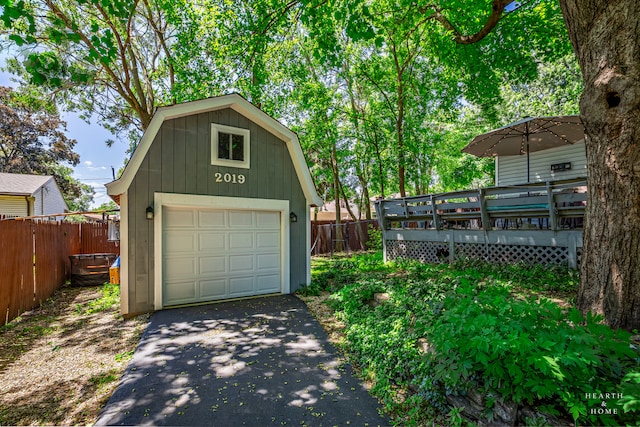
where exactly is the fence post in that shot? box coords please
[479,188,490,232]
[430,195,440,231]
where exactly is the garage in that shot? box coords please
[106,94,322,316]
[163,206,282,306]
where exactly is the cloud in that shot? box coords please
[84,160,93,166]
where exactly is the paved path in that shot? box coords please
[96,295,388,426]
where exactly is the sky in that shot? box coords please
[0,69,130,209]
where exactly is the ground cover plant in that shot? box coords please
[0,282,148,426]
[298,252,639,426]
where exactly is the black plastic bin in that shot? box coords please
[69,253,118,286]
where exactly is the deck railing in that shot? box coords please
[375,178,587,232]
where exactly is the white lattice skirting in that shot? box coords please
[386,240,580,267]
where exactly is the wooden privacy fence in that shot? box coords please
[0,220,119,326]
[311,220,378,256]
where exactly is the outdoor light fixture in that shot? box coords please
[289,211,297,223]
[146,206,154,220]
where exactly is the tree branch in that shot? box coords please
[420,0,512,44]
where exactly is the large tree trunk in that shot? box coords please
[560,0,640,330]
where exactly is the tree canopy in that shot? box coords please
[0,85,93,208]
[2,0,638,330]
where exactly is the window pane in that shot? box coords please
[231,134,244,161]
[218,132,230,159]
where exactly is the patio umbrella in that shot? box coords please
[462,115,585,182]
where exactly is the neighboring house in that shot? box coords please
[0,172,68,219]
[495,140,587,185]
[312,200,359,221]
[106,94,322,316]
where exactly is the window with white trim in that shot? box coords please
[211,123,250,169]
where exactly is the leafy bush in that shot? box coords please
[309,253,639,426]
[299,252,387,296]
[424,284,638,425]
[366,224,383,250]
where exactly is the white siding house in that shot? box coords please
[495,140,586,185]
[0,173,68,218]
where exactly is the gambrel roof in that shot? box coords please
[106,93,322,206]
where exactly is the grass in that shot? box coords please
[298,252,639,426]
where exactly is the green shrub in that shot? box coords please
[366,224,383,250]
[424,284,639,425]
[317,256,637,426]
[299,252,387,296]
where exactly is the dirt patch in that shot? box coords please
[0,284,149,426]
[297,293,345,346]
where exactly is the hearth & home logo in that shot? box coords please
[584,392,623,415]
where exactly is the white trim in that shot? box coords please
[211,123,251,169]
[305,205,311,285]
[119,192,129,315]
[106,93,322,206]
[153,193,290,310]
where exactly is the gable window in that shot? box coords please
[211,124,250,169]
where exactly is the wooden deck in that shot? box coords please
[374,179,586,268]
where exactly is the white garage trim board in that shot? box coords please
[153,193,290,310]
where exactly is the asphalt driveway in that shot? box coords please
[95,295,388,426]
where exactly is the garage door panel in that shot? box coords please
[228,211,253,228]
[164,280,197,304]
[164,208,196,227]
[228,277,254,296]
[257,274,280,292]
[165,256,196,278]
[199,256,226,274]
[199,232,226,251]
[256,232,279,249]
[229,254,254,272]
[229,233,253,250]
[200,279,227,299]
[198,210,226,228]
[256,212,279,229]
[163,205,283,306]
[257,253,279,269]
[164,231,196,253]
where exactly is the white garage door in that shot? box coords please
[163,206,282,306]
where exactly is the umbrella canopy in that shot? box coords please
[462,115,585,182]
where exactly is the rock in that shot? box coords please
[447,388,574,427]
[374,292,390,303]
[368,292,390,307]
[417,338,433,354]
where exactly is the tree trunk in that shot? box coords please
[331,143,344,253]
[560,0,640,330]
[397,82,406,197]
[373,129,386,198]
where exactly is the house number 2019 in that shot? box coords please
[215,172,245,184]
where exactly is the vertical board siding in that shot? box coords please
[0,221,120,326]
[185,115,198,194]
[126,108,308,314]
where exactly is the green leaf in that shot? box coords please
[8,34,26,46]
